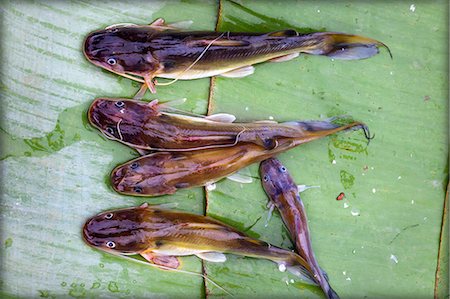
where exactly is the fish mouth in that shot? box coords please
[82,217,99,246]
[87,98,105,128]
[83,31,104,64]
[111,166,126,192]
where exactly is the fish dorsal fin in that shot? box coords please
[165,20,193,30]
[187,38,249,47]
[267,29,298,37]
[105,23,138,30]
[149,202,178,209]
[159,98,187,108]
[196,252,227,263]
[205,113,236,123]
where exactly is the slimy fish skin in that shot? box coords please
[84,18,391,93]
[260,158,339,299]
[111,119,369,196]
[89,97,359,153]
[82,203,318,285]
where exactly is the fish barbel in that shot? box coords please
[84,18,391,93]
[260,158,339,299]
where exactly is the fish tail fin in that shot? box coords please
[300,32,392,60]
[318,266,340,299]
[325,287,341,299]
[284,116,373,144]
[279,253,318,286]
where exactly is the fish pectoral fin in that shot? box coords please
[219,66,255,78]
[140,251,181,269]
[143,74,157,94]
[227,172,253,184]
[264,201,275,227]
[196,252,227,263]
[267,29,298,37]
[205,113,236,123]
[255,137,278,150]
[297,185,320,193]
[269,52,300,63]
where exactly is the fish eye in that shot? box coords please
[134,186,143,193]
[263,175,269,182]
[115,101,125,108]
[280,166,287,172]
[106,126,115,135]
[106,241,116,248]
[107,58,117,65]
[130,162,139,169]
[105,213,113,219]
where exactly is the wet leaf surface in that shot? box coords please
[1,0,448,298]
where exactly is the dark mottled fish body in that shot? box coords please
[260,158,339,299]
[83,204,315,283]
[84,19,390,92]
[89,98,349,152]
[111,120,367,196]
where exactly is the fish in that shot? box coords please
[89,97,362,153]
[260,158,339,299]
[83,18,391,94]
[82,203,318,286]
[111,120,370,196]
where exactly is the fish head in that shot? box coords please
[88,98,156,140]
[83,205,150,254]
[260,158,296,195]
[83,27,159,77]
[111,154,175,196]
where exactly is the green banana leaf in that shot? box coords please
[1,0,448,298]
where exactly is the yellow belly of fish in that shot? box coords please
[157,67,237,80]
[152,247,210,256]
